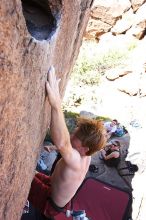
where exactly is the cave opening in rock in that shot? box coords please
[21,0,58,40]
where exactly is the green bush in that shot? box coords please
[71,41,130,85]
[95,116,112,121]
[127,39,138,51]
[63,110,80,118]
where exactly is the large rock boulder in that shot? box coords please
[85,0,146,41]
[85,0,131,39]
[0,0,92,219]
[131,0,146,12]
[91,0,131,25]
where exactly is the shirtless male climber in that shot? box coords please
[28,66,107,219]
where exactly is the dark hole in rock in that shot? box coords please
[21,0,57,40]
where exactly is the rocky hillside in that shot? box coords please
[85,0,146,42]
[62,1,146,219]
[62,40,146,219]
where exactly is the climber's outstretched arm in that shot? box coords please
[46,66,72,161]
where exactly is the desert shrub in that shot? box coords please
[63,110,80,118]
[71,41,130,85]
[95,116,112,121]
[127,39,138,51]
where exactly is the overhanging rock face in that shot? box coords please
[0,0,93,219]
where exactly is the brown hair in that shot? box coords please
[75,117,107,156]
[111,140,121,148]
[113,119,118,124]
